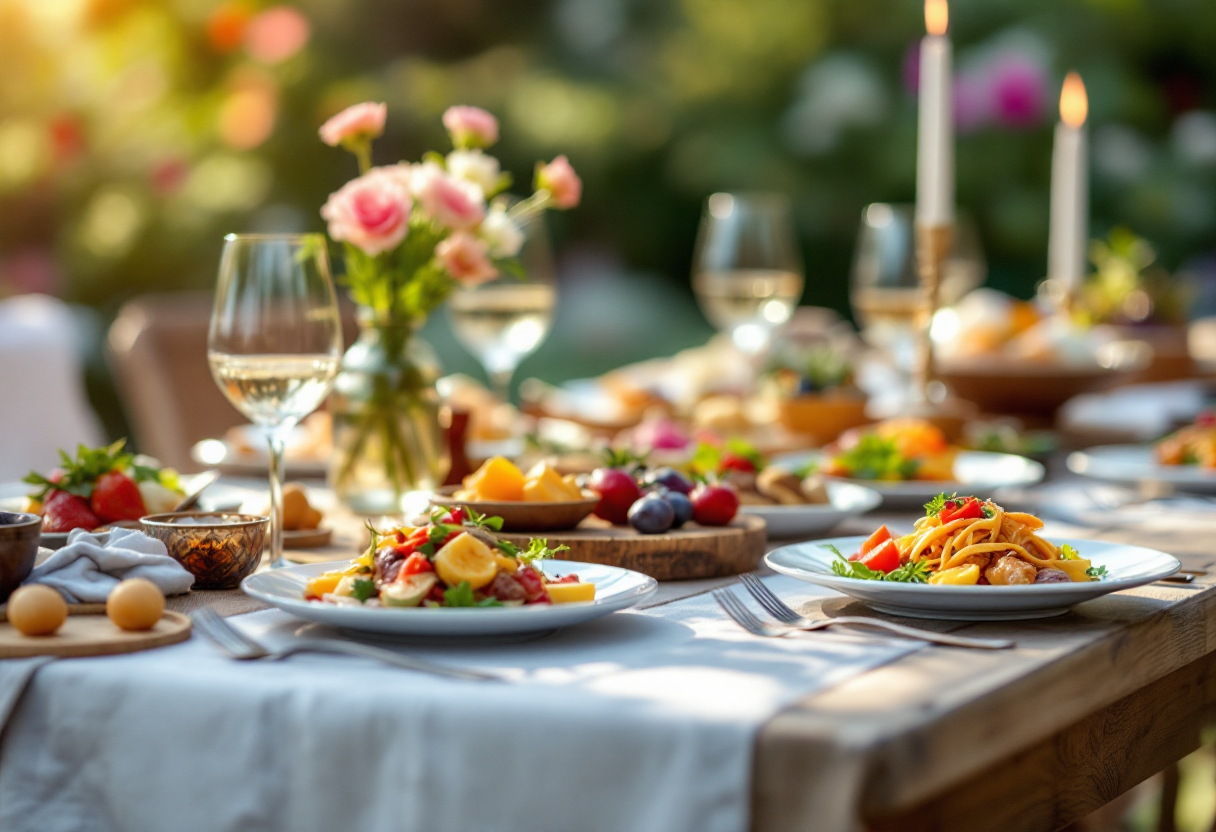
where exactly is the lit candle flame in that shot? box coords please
[1060,72,1088,128]
[925,0,948,35]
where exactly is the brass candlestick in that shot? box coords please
[911,223,954,411]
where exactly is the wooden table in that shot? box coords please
[278,495,1215,832]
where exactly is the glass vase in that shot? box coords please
[328,313,449,514]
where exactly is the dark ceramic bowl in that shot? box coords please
[0,512,42,602]
[140,512,269,590]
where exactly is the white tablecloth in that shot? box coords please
[0,577,924,832]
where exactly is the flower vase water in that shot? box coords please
[329,314,447,513]
[315,102,581,513]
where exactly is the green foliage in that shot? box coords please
[834,435,918,481]
[23,439,134,499]
[350,578,377,602]
[518,538,570,565]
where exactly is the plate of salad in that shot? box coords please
[242,507,658,637]
[774,419,1044,507]
[765,495,1179,620]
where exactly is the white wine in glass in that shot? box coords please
[449,214,555,403]
[693,193,804,355]
[208,233,342,569]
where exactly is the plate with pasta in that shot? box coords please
[765,495,1180,620]
[1067,414,1216,493]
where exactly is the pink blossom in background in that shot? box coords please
[902,42,921,96]
[989,55,1049,128]
[535,155,582,209]
[321,168,411,255]
[245,6,310,64]
[0,250,61,295]
[435,231,497,287]
[318,101,386,147]
[953,72,991,133]
[414,165,486,229]
[442,106,499,149]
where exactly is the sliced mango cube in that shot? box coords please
[523,462,583,502]
[304,571,344,599]
[546,581,596,604]
[494,553,519,574]
[434,532,498,590]
[463,456,525,501]
[928,563,980,585]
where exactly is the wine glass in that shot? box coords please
[208,233,342,569]
[448,214,556,404]
[692,192,805,355]
[850,203,984,389]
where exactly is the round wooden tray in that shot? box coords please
[0,604,192,658]
[497,514,768,581]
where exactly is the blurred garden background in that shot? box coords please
[1,0,1214,440]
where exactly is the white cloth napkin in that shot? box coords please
[24,527,194,603]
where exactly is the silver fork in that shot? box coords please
[726,576,1013,650]
[191,608,501,682]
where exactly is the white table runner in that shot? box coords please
[0,576,924,832]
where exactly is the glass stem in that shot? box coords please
[266,430,287,569]
[488,367,514,406]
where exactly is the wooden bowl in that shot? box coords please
[935,361,1134,423]
[776,393,870,445]
[429,487,600,532]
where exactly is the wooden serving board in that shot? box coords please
[0,604,192,658]
[282,526,333,548]
[497,514,768,581]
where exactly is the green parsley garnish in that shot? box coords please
[924,493,951,517]
[443,581,503,608]
[824,545,930,583]
[349,578,377,603]
[518,538,570,565]
[1086,565,1108,580]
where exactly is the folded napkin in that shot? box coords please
[24,528,194,604]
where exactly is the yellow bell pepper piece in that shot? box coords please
[546,581,596,604]
[928,564,980,585]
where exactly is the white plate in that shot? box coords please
[740,482,882,539]
[1067,445,1216,494]
[242,560,658,637]
[772,450,1045,508]
[766,535,1181,621]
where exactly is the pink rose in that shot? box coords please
[535,155,582,209]
[442,105,499,149]
[435,231,498,287]
[320,168,411,256]
[413,163,486,230]
[318,101,386,147]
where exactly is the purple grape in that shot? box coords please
[641,467,694,495]
[665,491,694,528]
[627,494,675,534]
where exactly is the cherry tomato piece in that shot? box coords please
[858,538,900,573]
[851,525,892,561]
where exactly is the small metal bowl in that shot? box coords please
[0,512,41,602]
[140,512,269,590]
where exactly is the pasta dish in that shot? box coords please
[829,494,1106,585]
[1156,412,1216,469]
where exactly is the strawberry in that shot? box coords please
[90,471,147,523]
[42,490,101,533]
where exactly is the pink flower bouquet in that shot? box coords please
[318,102,580,321]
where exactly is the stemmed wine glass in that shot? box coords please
[448,214,556,404]
[850,203,984,400]
[692,192,805,355]
[208,233,342,569]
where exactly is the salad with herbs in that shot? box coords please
[304,506,594,608]
[821,419,958,482]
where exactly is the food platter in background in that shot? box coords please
[1067,445,1216,494]
[739,481,881,539]
[773,449,1045,508]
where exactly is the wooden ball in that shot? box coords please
[106,579,165,631]
[7,585,68,636]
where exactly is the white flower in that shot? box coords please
[446,149,501,194]
[480,207,523,258]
